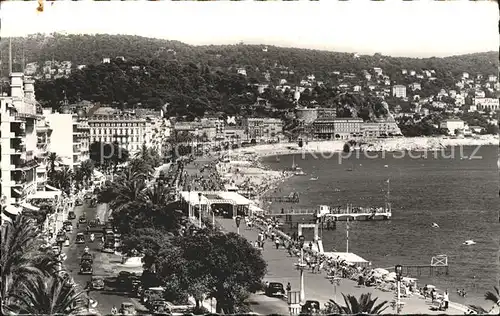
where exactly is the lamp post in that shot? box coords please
[294,235,307,304]
[326,274,342,304]
[235,215,242,235]
[395,264,403,314]
[198,192,202,227]
[187,187,191,219]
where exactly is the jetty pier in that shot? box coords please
[265,204,392,222]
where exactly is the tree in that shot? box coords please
[89,141,129,170]
[326,293,389,315]
[47,152,61,177]
[6,275,86,315]
[1,215,57,313]
[152,230,267,313]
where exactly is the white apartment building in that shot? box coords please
[35,114,51,190]
[45,112,90,170]
[392,85,407,98]
[0,73,40,206]
[88,114,147,156]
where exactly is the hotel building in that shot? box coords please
[35,114,51,190]
[242,118,284,142]
[88,113,147,156]
[313,118,363,140]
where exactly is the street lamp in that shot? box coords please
[395,264,403,314]
[294,235,307,304]
[235,215,241,235]
[187,186,191,219]
[326,274,342,304]
[198,192,202,227]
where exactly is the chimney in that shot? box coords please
[10,72,24,98]
[24,76,35,100]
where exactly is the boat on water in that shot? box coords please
[310,177,318,181]
[275,156,280,162]
[295,170,306,176]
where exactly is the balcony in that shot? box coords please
[13,100,38,118]
[12,158,38,171]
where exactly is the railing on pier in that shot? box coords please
[400,255,449,277]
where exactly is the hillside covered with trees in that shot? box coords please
[2,33,497,81]
[2,34,498,125]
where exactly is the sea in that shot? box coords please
[261,145,499,309]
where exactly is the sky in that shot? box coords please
[0,0,498,58]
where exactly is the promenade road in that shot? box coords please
[64,202,148,315]
[217,218,467,315]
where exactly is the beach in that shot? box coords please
[227,135,499,158]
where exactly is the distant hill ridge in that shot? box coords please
[1,33,497,78]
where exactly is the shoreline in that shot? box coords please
[227,135,499,159]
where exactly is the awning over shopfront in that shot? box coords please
[12,188,23,198]
[249,204,265,216]
[28,190,61,200]
[180,191,210,206]
[323,252,371,268]
[45,184,61,192]
[21,202,40,212]
[4,205,21,216]
[1,212,13,223]
[217,192,252,205]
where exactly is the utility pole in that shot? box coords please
[9,37,13,74]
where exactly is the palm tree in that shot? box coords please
[468,286,500,315]
[79,159,95,185]
[110,177,147,211]
[47,152,61,176]
[6,274,86,315]
[326,293,389,315]
[1,215,56,311]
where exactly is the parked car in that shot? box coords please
[141,287,165,308]
[67,211,76,220]
[119,302,136,315]
[52,245,61,256]
[63,221,73,232]
[63,239,70,247]
[56,233,66,244]
[75,233,86,244]
[265,282,285,297]
[91,276,105,290]
[75,199,83,206]
[78,215,87,224]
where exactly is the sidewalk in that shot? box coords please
[216,218,466,315]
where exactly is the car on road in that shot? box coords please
[63,239,70,247]
[76,233,86,244]
[68,211,76,220]
[79,260,93,275]
[102,242,114,253]
[75,199,83,206]
[91,276,105,290]
[81,253,94,263]
[119,302,136,315]
[88,219,100,228]
[56,233,66,244]
[78,215,87,224]
[150,300,169,314]
[265,282,285,297]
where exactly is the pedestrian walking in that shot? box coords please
[286,282,292,293]
[275,238,280,249]
[443,290,449,310]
